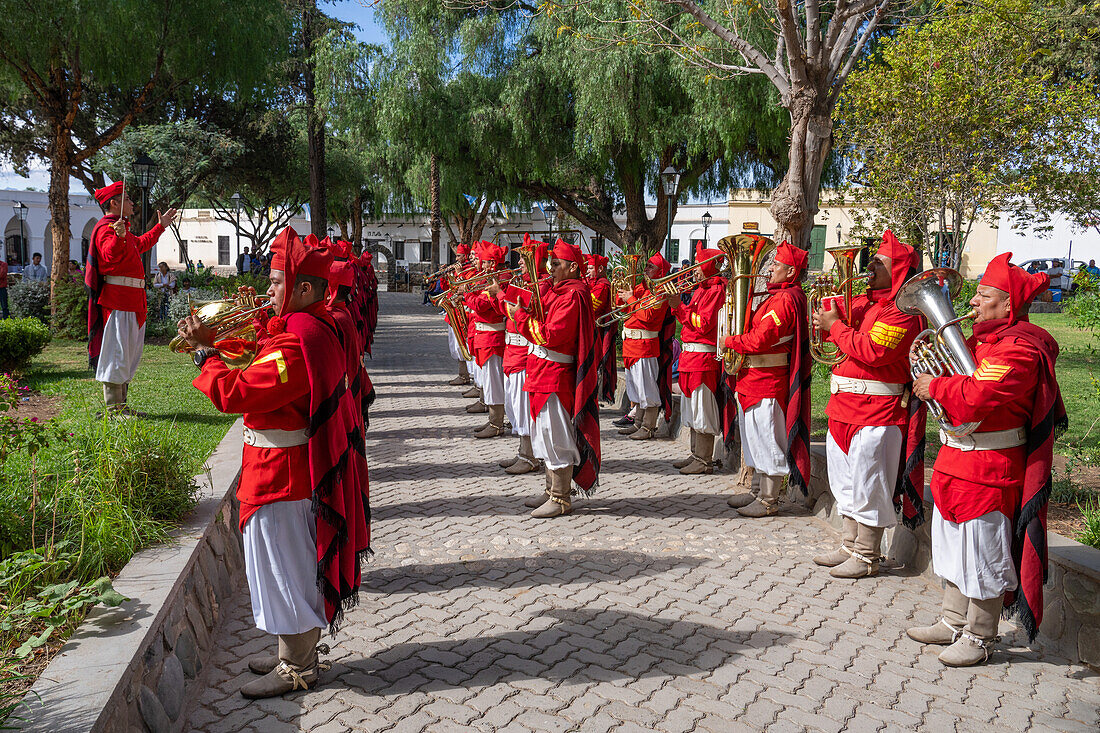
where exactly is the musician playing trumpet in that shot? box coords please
[445,244,475,387]
[906,254,1063,667]
[616,252,674,440]
[722,241,812,515]
[811,231,925,579]
[666,243,726,474]
[464,242,510,436]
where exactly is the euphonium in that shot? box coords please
[516,244,547,321]
[169,294,271,368]
[432,290,473,361]
[608,254,642,294]
[895,267,981,438]
[807,244,869,365]
[716,234,776,374]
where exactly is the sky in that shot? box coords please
[0,1,390,192]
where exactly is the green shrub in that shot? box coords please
[167,289,222,325]
[50,278,89,340]
[1077,496,1100,550]
[0,319,51,373]
[7,280,49,323]
[953,278,978,317]
[1066,291,1100,331]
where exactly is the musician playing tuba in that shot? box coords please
[810,231,927,579]
[906,254,1063,668]
[721,241,813,517]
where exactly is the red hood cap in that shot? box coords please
[648,251,671,278]
[694,244,725,277]
[553,238,586,271]
[270,227,333,315]
[585,253,610,272]
[878,230,918,298]
[456,243,472,256]
[775,240,808,273]
[94,181,124,204]
[478,241,506,264]
[521,234,551,277]
[981,252,1049,322]
[326,239,355,288]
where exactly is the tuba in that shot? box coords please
[516,243,547,321]
[169,294,271,368]
[431,289,473,361]
[807,244,869,365]
[716,234,776,374]
[895,268,981,438]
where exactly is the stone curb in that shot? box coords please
[14,418,246,733]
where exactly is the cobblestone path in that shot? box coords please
[183,292,1100,733]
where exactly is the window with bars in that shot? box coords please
[217,235,230,265]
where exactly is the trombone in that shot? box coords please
[595,253,726,328]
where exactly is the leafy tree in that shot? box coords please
[0,0,289,310]
[836,1,1100,267]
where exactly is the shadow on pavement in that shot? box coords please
[333,607,788,695]
[360,550,706,595]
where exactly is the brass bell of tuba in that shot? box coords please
[716,234,776,375]
[169,294,270,368]
[807,244,869,365]
[895,267,981,439]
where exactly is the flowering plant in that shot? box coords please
[0,374,65,466]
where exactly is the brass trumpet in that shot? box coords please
[169,294,271,368]
[449,266,520,292]
[807,244,869,365]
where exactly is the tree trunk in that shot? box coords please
[430,152,441,271]
[303,0,327,239]
[47,120,74,320]
[769,90,833,249]
[351,193,363,255]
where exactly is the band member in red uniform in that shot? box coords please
[586,254,617,405]
[461,246,487,408]
[907,253,1063,667]
[324,238,372,433]
[86,181,177,414]
[447,243,474,386]
[811,231,926,578]
[465,241,509,436]
[178,228,369,698]
[617,252,673,440]
[723,241,813,514]
[511,240,600,517]
[490,236,549,474]
[666,244,725,474]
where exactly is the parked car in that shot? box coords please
[1015,259,1086,292]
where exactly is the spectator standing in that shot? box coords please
[178,277,195,297]
[236,247,250,275]
[68,260,82,280]
[1087,259,1100,278]
[24,253,49,282]
[153,261,177,295]
[197,260,205,272]
[250,252,261,273]
[0,259,8,318]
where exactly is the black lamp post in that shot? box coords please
[835,222,842,246]
[702,210,712,249]
[660,166,680,261]
[13,201,28,267]
[230,192,242,266]
[543,202,557,241]
[131,152,158,272]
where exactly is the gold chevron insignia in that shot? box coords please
[253,351,288,383]
[869,321,906,348]
[973,359,1011,382]
[765,310,781,327]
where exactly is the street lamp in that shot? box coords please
[835,222,842,245]
[660,166,680,261]
[230,192,242,268]
[131,152,158,272]
[702,210,712,249]
[543,202,558,240]
[13,202,28,268]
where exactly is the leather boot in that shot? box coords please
[462,385,482,399]
[247,639,280,675]
[737,473,782,517]
[907,582,968,645]
[241,628,324,698]
[939,596,1001,667]
[727,462,757,506]
[466,399,488,414]
[672,429,698,469]
[813,516,859,566]
[449,362,472,386]
[532,466,573,518]
[630,406,661,440]
[506,435,539,475]
[680,433,716,475]
[116,383,147,417]
[474,405,506,438]
[525,466,553,508]
[830,523,884,578]
[499,449,520,469]
[98,383,128,418]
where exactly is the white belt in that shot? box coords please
[745,353,788,368]
[528,344,574,364]
[681,342,717,353]
[505,332,531,348]
[623,328,658,340]
[941,427,1026,452]
[104,275,145,288]
[475,322,506,332]
[830,375,906,396]
[243,426,309,449]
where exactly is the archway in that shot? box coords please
[80,219,98,268]
[3,216,27,267]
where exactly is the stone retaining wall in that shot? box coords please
[15,420,245,733]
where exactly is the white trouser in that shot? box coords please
[738,398,789,475]
[446,327,462,361]
[681,384,720,435]
[624,357,660,408]
[468,359,479,386]
[504,371,530,436]
[531,395,580,470]
[480,354,505,406]
[826,425,903,528]
[95,310,145,384]
[932,507,1018,600]
[242,500,327,635]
